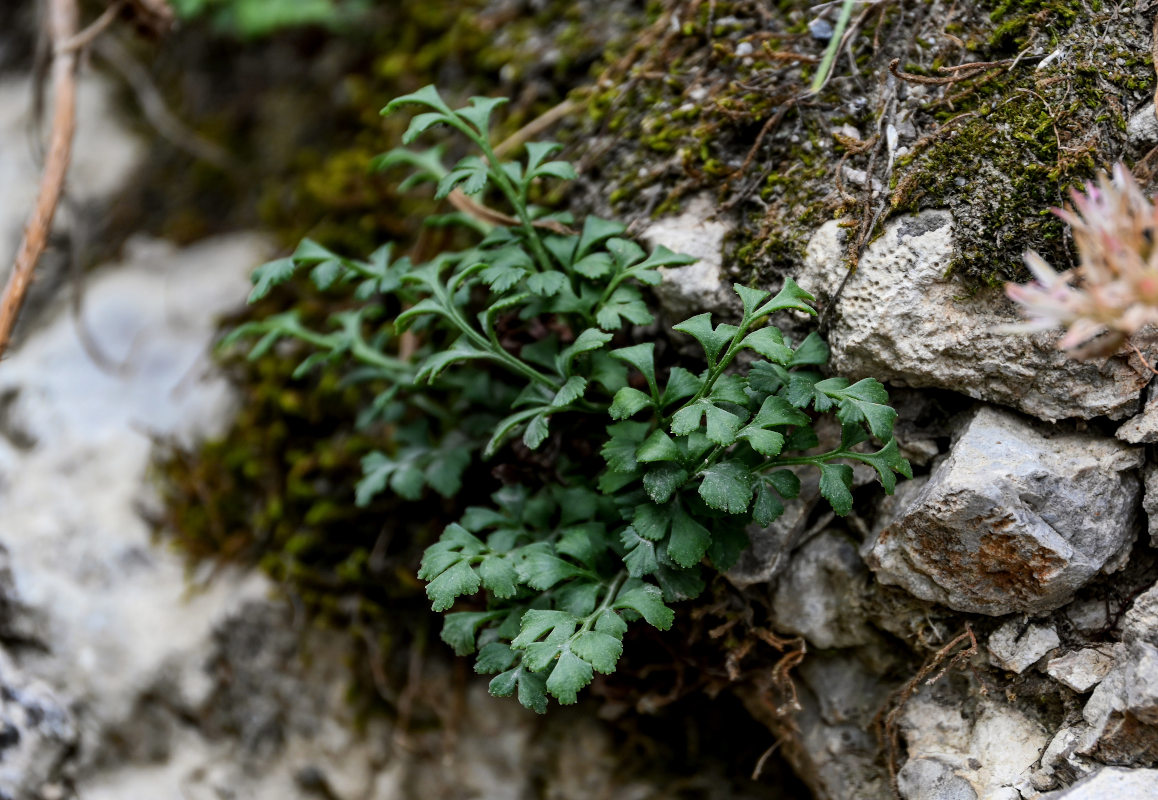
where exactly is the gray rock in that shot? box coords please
[1078,641,1158,766]
[0,651,76,800]
[865,406,1142,615]
[897,758,977,800]
[1115,387,1158,444]
[1041,767,1158,798]
[771,530,875,649]
[639,195,734,317]
[1124,582,1158,645]
[1144,464,1158,548]
[1128,102,1158,146]
[899,690,1049,800]
[988,621,1060,674]
[1126,641,1158,726]
[1045,648,1117,693]
[742,653,894,800]
[800,213,1151,422]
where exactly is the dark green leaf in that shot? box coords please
[475,642,518,674]
[643,464,689,504]
[818,462,855,516]
[790,331,830,366]
[457,95,508,134]
[752,483,785,526]
[609,387,653,419]
[577,216,627,258]
[248,258,297,302]
[573,252,613,278]
[610,343,657,397]
[734,283,771,317]
[601,421,650,471]
[753,277,817,317]
[546,649,593,704]
[571,632,623,674]
[515,545,584,590]
[527,271,568,297]
[741,326,794,363]
[667,509,711,568]
[552,377,587,408]
[632,503,673,540]
[478,555,519,598]
[426,560,481,611]
[636,429,681,463]
[697,460,753,514]
[622,528,660,576]
[614,584,674,630]
[707,525,750,571]
[765,469,801,499]
[442,612,499,655]
[661,367,703,407]
[672,313,738,364]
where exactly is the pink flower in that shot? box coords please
[1005,164,1158,357]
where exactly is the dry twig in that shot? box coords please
[0,0,79,358]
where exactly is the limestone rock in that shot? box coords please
[1123,581,1158,645]
[639,194,734,317]
[1128,102,1158,146]
[771,530,875,649]
[1077,641,1158,766]
[865,406,1142,615]
[1045,648,1117,693]
[898,690,1049,800]
[988,621,1060,674]
[1041,767,1158,798]
[1143,464,1158,548]
[0,651,76,800]
[800,213,1151,422]
[1115,388,1158,444]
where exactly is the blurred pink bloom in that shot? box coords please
[1004,163,1158,357]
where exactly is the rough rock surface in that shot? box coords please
[898,690,1050,800]
[1045,648,1117,694]
[1040,767,1158,798]
[639,194,734,317]
[865,406,1142,615]
[1143,464,1158,548]
[799,212,1152,422]
[988,621,1060,674]
[770,530,875,650]
[0,650,77,799]
[1115,386,1158,444]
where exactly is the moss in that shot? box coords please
[889,0,1153,284]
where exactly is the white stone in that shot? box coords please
[899,692,1050,800]
[1040,767,1158,798]
[989,621,1060,674]
[639,194,733,317]
[1045,648,1116,693]
[1128,103,1158,146]
[865,406,1142,615]
[799,212,1151,422]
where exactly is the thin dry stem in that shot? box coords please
[0,0,79,359]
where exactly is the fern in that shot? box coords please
[228,85,911,711]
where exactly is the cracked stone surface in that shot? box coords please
[865,406,1142,615]
[799,212,1152,422]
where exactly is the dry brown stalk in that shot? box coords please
[0,0,80,359]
